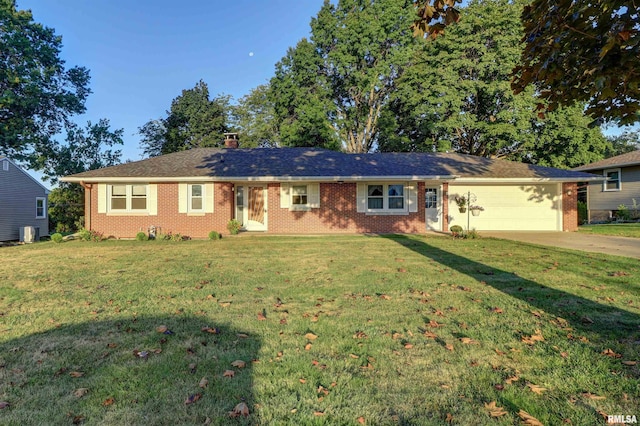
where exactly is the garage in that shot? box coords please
[447,183,562,231]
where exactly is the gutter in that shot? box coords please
[61,175,461,183]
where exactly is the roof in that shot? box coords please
[574,150,640,171]
[61,147,601,183]
[1,156,50,193]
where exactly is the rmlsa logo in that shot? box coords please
[608,415,638,424]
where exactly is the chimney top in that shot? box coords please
[223,132,239,149]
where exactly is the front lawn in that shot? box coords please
[1,235,638,425]
[579,223,640,238]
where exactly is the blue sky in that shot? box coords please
[19,0,325,165]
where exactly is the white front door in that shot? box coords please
[238,185,267,231]
[425,186,441,231]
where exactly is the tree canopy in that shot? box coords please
[0,0,91,162]
[413,0,640,125]
[232,84,281,148]
[271,0,418,153]
[139,80,231,157]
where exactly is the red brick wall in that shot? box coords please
[87,182,427,238]
[562,182,578,232]
[268,182,426,234]
[88,182,234,239]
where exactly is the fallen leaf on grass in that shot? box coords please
[236,333,249,338]
[423,331,438,339]
[257,312,267,321]
[460,337,478,344]
[505,375,519,384]
[223,370,235,378]
[522,330,544,345]
[69,371,84,378]
[305,333,318,341]
[199,377,209,388]
[314,411,324,416]
[358,416,365,424]
[601,348,622,358]
[156,325,168,333]
[102,397,115,406]
[427,320,442,328]
[201,326,220,334]
[527,383,547,395]
[379,294,392,300]
[305,343,312,351]
[74,388,89,398]
[581,392,606,400]
[445,343,454,351]
[622,360,637,366]
[229,402,249,418]
[184,393,202,405]
[484,401,507,417]
[349,354,360,359]
[491,307,503,314]
[445,413,454,423]
[353,331,368,339]
[72,415,84,424]
[518,410,543,426]
[231,360,246,368]
[0,401,9,409]
[404,343,414,349]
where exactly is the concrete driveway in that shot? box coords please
[482,231,640,259]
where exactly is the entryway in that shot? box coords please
[235,185,268,231]
[425,186,442,231]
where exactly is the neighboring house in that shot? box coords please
[0,156,50,241]
[61,139,601,238]
[574,150,640,222]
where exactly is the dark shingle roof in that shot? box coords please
[62,147,600,182]
[574,150,640,171]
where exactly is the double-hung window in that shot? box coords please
[36,197,47,219]
[291,185,308,206]
[604,169,621,191]
[189,184,204,212]
[367,184,405,211]
[109,184,148,212]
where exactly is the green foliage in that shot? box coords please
[48,186,85,233]
[208,230,221,240]
[0,0,91,162]
[577,201,588,225]
[232,84,280,147]
[616,204,631,222]
[271,0,418,153]
[139,80,231,157]
[78,229,103,242]
[50,233,64,244]
[227,219,242,235]
[135,232,148,241]
[605,130,640,158]
[449,225,463,237]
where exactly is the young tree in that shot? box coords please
[138,80,231,156]
[0,0,91,162]
[271,0,418,153]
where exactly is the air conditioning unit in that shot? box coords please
[19,226,40,243]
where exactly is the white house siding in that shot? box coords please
[587,165,640,217]
[448,184,562,231]
[0,159,49,241]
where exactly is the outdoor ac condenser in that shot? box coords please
[19,226,40,243]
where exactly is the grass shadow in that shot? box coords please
[0,315,259,425]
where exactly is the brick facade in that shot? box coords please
[562,182,578,232]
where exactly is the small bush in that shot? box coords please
[78,229,91,241]
[450,225,463,238]
[227,219,241,235]
[616,204,631,221]
[136,232,148,241]
[208,230,221,240]
[465,229,480,239]
[51,233,64,243]
[577,201,588,224]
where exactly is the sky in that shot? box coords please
[18,0,326,174]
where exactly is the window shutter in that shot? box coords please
[308,183,320,208]
[148,184,158,215]
[407,183,418,213]
[205,183,215,213]
[280,183,290,208]
[178,183,187,213]
[356,183,366,213]
[97,184,106,213]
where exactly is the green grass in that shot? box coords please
[1,235,639,425]
[579,223,640,238]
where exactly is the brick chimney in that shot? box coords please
[224,132,239,149]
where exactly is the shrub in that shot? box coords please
[51,233,64,243]
[227,219,242,235]
[136,232,148,241]
[616,204,631,221]
[208,230,221,240]
[78,229,91,241]
[465,229,480,239]
[577,201,588,224]
[450,225,463,238]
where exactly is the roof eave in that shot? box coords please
[61,175,461,183]
[574,161,640,172]
[453,177,605,183]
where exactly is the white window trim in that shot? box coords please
[107,184,149,214]
[1,160,8,171]
[280,183,320,210]
[603,168,621,192]
[36,197,47,219]
[290,185,310,211]
[188,184,205,213]
[366,183,408,214]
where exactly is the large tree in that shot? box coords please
[0,0,91,162]
[380,0,609,168]
[232,84,281,148]
[412,0,640,125]
[139,80,230,157]
[271,0,418,153]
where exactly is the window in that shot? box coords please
[291,185,308,206]
[36,197,46,219]
[604,169,621,191]
[109,184,148,211]
[1,160,8,171]
[425,188,438,208]
[189,184,204,211]
[367,184,405,211]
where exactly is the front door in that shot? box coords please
[425,186,441,231]
[237,185,267,231]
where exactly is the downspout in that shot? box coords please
[80,182,92,231]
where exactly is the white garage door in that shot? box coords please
[448,184,562,231]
